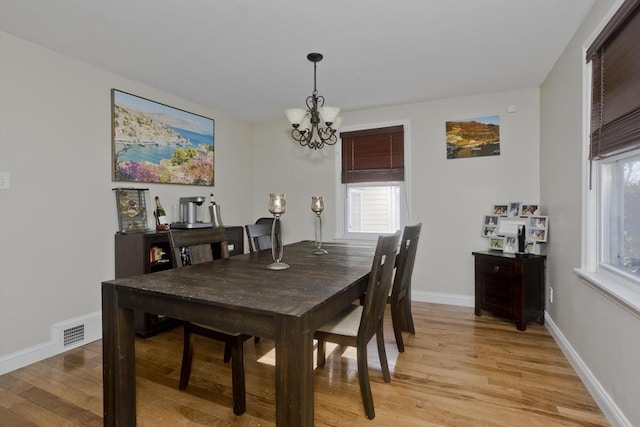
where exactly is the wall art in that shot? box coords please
[446,115,500,159]
[112,89,215,186]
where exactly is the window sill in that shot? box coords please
[574,268,640,317]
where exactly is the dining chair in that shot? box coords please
[168,226,252,416]
[389,223,422,352]
[314,232,401,420]
[244,223,273,253]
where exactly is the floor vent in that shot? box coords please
[63,324,85,347]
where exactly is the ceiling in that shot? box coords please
[0,0,595,124]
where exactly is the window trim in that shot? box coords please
[334,120,411,240]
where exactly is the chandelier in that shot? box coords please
[285,53,342,150]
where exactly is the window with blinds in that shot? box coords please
[586,0,640,282]
[339,125,405,235]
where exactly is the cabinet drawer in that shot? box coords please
[484,278,513,312]
[479,258,515,279]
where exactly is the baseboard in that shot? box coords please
[0,311,102,375]
[413,290,474,307]
[544,312,632,427]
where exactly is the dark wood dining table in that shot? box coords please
[102,240,375,426]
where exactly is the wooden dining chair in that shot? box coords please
[168,226,252,416]
[244,223,273,253]
[389,223,422,352]
[314,232,401,420]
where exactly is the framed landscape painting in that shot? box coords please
[446,115,500,159]
[111,89,215,185]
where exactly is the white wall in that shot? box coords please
[540,1,639,425]
[252,88,541,303]
[0,32,255,363]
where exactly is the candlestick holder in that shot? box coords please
[267,193,290,270]
[311,196,328,255]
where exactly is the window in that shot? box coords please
[600,152,640,279]
[340,125,406,237]
[586,0,640,288]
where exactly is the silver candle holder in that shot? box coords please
[267,193,290,270]
[311,196,328,255]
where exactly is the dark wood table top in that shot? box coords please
[104,240,375,330]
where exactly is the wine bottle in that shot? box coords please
[155,196,169,230]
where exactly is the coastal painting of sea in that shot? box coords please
[446,115,500,159]
[111,89,215,185]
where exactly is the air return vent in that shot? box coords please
[63,324,85,347]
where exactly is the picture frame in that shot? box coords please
[482,226,498,238]
[112,89,215,186]
[492,204,508,216]
[507,202,522,217]
[489,237,504,251]
[502,234,517,253]
[527,215,548,242]
[483,215,499,227]
[521,204,539,216]
[497,216,526,236]
[525,240,536,254]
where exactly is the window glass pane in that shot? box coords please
[601,151,640,279]
[346,184,400,233]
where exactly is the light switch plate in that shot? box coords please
[0,171,10,189]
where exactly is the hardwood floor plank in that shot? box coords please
[0,302,609,426]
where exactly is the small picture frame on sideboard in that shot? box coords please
[489,237,504,251]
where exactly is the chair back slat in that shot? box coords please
[169,227,229,267]
[359,232,401,342]
[245,223,273,253]
[392,223,422,301]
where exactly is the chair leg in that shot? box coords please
[401,296,416,335]
[356,343,375,419]
[230,337,246,415]
[376,325,391,383]
[223,343,231,363]
[390,298,405,353]
[179,323,195,390]
[316,338,326,367]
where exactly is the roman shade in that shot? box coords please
[587,0,640,161]
[340,125,404,183]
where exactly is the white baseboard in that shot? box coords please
[413,290,475,307]
[544,313,632,427]
[0,311,102,375]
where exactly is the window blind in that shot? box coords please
[340,125,404,183]
[587,0,640,161]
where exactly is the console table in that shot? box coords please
[114,226,244,337]
[472,250,546,331]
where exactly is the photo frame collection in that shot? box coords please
[482,202,549,253]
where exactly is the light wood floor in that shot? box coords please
[0,303,609,426]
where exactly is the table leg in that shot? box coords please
[274,314,313,427]
[102,284,136,426]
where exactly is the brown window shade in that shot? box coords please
[340,125,404,183]
[587,0,640,161]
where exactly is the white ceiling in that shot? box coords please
[0,0,595,123]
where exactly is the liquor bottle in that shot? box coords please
[155,196,169,230]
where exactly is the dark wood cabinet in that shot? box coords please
[472,250,546,331]
[114,226,244,337]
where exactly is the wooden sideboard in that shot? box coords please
[115,226,244,337]
[472,250,546,331]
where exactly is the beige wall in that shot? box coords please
[253,88,541,303]
[540,0,639,425]
[0,32,255,358]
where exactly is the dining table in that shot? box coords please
[102,240,376,426]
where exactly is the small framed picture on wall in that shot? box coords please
[492,204,508,216]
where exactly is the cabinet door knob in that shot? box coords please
[493,266,500,272]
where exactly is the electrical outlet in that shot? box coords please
[549,287,554,304]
